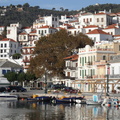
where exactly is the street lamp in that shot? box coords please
[44,70,47,94]
[106,63,110,96]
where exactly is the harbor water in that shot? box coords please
[0,100,120,120]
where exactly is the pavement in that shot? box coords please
[11,89,120,99]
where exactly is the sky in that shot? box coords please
[0,0,120,10]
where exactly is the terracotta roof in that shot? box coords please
[87,29,110,35]
[30,30,36,33]
[64,54,78,61]
[38,25,55,29]
[68,27,76,29]
[94,12,107,15]
[113,35,120,37]
[83,25,98,28]
[19,32,28,35]
[22,46,35,49]
[104,24,119,29]
[1,38,16,42]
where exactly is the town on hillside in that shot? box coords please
[0,9,120,94]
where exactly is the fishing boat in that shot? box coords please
[0,93,18,100]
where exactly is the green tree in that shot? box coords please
[4,71,17,84]
[28,29,93,77]
[12,53,21,59]
[25,72,36,82]
[17,72,26,85]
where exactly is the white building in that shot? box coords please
[86,29,113,42]
[33,14,59,28]
[0,38,21,59]
[7,22,22,41]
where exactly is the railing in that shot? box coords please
[109,74,120,78]
[64,76,77,80]
[65,66,78,70]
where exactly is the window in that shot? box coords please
[24,36,26,40]
[97,18,99,22]
[103,55,106,60]
[4,44,7,47]
[90,18,92,22]
[0,50,3,53]
[101,18,104,22]
[2,70,6,74]
[1,44,3,47]
[7,30,11,34]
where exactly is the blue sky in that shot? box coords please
[0,0,120,10]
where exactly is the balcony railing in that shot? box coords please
[109,74,120,78]
[65,66,78,70]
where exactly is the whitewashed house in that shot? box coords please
[86,29,113,42]
[0,38,21,59]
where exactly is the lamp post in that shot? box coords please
[106,63,110,96]
[44,70,47,94]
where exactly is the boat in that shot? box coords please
[102,97,120,107]
[27,96,52,102]
[0,93,18,101]
[86,94,103,105]
[52,96,76,104]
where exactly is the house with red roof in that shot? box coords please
[63,54,78,87]
[86,29,113,42]
[103,23,120,35]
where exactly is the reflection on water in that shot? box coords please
[0,101,120,120]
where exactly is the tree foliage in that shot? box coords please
[4,71,17,83]
[12,53,21,59]
[28,29,93,77]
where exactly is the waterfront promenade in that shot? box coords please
[11,89,120,100]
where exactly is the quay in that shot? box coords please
[10,90,120,100]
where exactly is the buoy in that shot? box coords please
[21,98,24,101]
[108,103,111,107]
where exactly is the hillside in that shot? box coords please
[1,3,120,27]
[81,3,120,13]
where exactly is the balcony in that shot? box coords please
[65,66,77,70]
[109,74,120,79]
[64,76,77,80]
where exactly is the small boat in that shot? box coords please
[102,97,120,107]
[27,96,52,102]
[52,96,76,104]
[86,99,102,105]
[86,94,103,105]
[0,93,18,101]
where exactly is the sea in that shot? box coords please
[0,100,120,120]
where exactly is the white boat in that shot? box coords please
[0,93,18,100]
[86,94,103,105]
[86,99,102,105]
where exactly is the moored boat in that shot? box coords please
[0,93,18,101]
[86,94,103,105]
[27,96,52,102]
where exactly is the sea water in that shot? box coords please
[0,100,120,120]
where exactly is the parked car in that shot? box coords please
[0,87,6,92]
[16,86,27,92]
[6,86,27,92]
